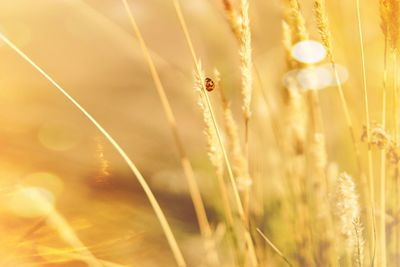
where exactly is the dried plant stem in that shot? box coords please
[395,52,399,144]
[221,0,241,39]
[239,0,253,224]
[353,219,365,267]
[221,2,277,143]
[395,51,400,265]
[121,0,212,241]
[172,0,244,221]
[221,0,258,222]
[0,33,186,267]
[256,229,294,267]
[333,67,360,162]
[172,1,258,265]
[355,1,378,264]
[379,37,388,267]
[393,60,398,258]
[217,79,245,226]
[314,0,362,174]
[308,91,324,135]
[288,0,309,41]
[239,0,253,134]
[335,173,365,267]
[253,65,280,150]
[217,171,235,226]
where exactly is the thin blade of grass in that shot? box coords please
[0,32,186,267]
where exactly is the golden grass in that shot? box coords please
[4,0,400,266]
[0,32,185,267]
[120,0,212,245]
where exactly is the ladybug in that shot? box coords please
[205,77,215,92]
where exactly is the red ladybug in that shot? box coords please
[205,77,215,92]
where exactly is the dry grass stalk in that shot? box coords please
[378,92,388,266]
[121,0,212,242]
[194,69,224,178]
[308,133,339,266]
[281,16,307,156]
[194,72,233,264]
[353,0,375,240]
[172,0,245,221]
[221,0,276,151]
[380,0,400,51]
[287,0,309,42]
[239,0,253,123]
[238,3,253,220]
[172,1,259,265]
[335,173,365,267]
[215,70,252,191]
[215,70,255,259]
[0,33,187,267]
[221,0,241,39]
[312,0,362,174]
[381,6,400,223]
[280,17,314,266]
[313,0,332,60]
[353,219,365,267]
[379,1,400,264]
[282,21,296,69]
[257,228,294,267]
[313,2,375,262]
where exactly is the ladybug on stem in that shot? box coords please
[204,77,215,92]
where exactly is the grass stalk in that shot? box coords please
[256,229,293,267]
[380,37,388,267]
[0,32,186,267]
[172,0,244,221]
[239,0,253,225]
[171,1,258,265]
[394,51,399,144]
[314,0,362,174]
[355,1,378,264]
[120,0,212,241]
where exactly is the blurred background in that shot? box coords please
[0,0,388,266]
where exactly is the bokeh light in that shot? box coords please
[291,40,327,64]
[283,63,349,91]
[38,121,81,151]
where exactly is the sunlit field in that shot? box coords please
[0,0,399,266]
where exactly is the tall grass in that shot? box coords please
[0,32,186,267]
[5,0,400,266]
